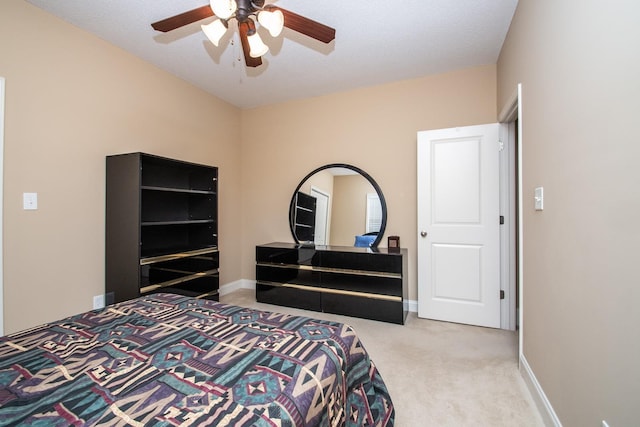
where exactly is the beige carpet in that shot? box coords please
[222,289,544,427]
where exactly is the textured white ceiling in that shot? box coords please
[25,0,518,109]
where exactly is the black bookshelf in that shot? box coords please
[106,152,219,304]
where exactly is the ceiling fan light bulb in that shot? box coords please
[201,19,227,46]
[210,0,237,20]
[258,9,284,37]
[247,32,269,58]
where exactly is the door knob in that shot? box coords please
[420,230,427,237]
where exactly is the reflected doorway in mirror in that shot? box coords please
[310,187,330,245]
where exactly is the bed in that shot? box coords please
[0,293,394,426]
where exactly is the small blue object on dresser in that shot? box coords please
[354,234,377,247]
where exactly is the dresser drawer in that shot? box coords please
[256,283,321,311]
[256,265,320,286]
[148,252,218,273]
[319,251,402,273]
[141,259,218,294]
[322,293,404,324]
[143,274,219,300]
[321,272,402,297]
[256,246,319,266]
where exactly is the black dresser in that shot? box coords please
[256,242,408,324]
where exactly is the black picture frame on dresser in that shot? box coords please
[106,152,219,305]
[256,242,408,324]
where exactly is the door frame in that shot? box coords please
[0,77,5,335]
[499,121,517,330]
[498,84,523,351]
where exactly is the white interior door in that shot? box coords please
[417,124,501,328]
[310,187,329,245]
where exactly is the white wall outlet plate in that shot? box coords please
[93,294,105,310]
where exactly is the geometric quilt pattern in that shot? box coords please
[0,293,394,426]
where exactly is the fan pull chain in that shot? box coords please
[229,34,244,84]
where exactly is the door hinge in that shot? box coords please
[500,290,505,300]
[498,140,504,151]
[500,215,504,225]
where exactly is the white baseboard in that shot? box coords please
[219,279,255,296]
[519,354,562,427]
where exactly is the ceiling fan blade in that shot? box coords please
[151,5,214,32]
[238,21,263,68]
[269,6,336,44]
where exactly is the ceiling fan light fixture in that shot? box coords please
[247,31,269,58]
[151,2,336,68]
[201,19,228,46]
[257,9,284,38]
[210,0,237,20]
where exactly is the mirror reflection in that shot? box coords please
[290,165,386,247]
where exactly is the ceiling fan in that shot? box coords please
[151,0,336,67]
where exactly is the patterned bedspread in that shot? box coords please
[0,293,394,426]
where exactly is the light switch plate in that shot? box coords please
[23,192,38,210]
[534,187,544,211]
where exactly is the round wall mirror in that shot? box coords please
[289,163,387,248]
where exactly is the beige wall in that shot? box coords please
[240,65,497,301]
[330,175,376,246]
[300,170,334,196]
[0,1,242,333]
[498,0,640,425]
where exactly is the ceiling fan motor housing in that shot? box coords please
[236,0,264,23]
